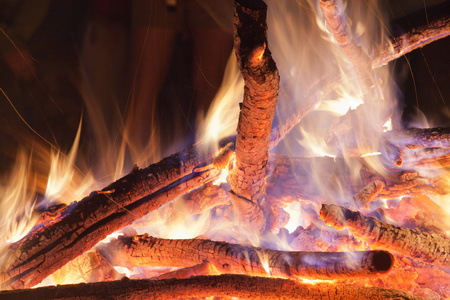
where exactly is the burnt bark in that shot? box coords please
[0,138,235,289]
[320,204,450,268]
[230,0,280,202]
[98,235,393,280]
[0,274,425,300]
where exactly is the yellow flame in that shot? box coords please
[197,52,243,149]
[255,250,271,276]
[0,150,38,244]
[44,121,95,206]
[300,278,337,285]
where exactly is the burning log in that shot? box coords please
[98,234,394,280]
[385,127,450,166]
[0,274,425,300]
[372,1,450,68]
[1,171,217,289]
[374,195,450,235]
[50,250,121,285]
[320,0,373,91]
[0,138,235,289]
[153,261,213,280]
[320,204,450,268]
[402,148,450,168]
[353,180,385,208]
[230,0,280,205]
[267,154,447,206]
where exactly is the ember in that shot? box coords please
[0,0,449,299]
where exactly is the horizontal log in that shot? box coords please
[98,235,393,280]
[320,204,450,268]
[0,274,425,300]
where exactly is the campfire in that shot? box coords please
[0,0,449,299]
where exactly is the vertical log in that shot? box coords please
[230,0,280,231]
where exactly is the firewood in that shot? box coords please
[153,262,213,280]
[372,1,450,68]
[373,195,450,235]
[353,180,385,208]
[0,141,224,290]
[97,235,394,280]
[385,127,450,166]
[0,274,425,300]
[320,0,373,90]
[267,154,447,205]
[403,148,450,168]
[230,0,280,203]
[320,204,450,268]
[50,250,121,285]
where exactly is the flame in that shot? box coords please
[255,250,271,276]
[317,96,364,116]
[44,122,95,207]
[0,150,38,245]
[213,168,230,186]
[283,201,311,233]
[197,53,243,149]
[299,278,337,285]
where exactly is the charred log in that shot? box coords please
[0,274,425,300]
[98,235,393,280]
[320,204,450,268]
[0,137,227,290]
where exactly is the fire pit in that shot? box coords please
[0,0,449,299]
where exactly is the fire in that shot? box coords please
[44,122,96,207]
[0,0,449,298]
[196,52,243,149]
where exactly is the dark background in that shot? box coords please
[0,0,448,173]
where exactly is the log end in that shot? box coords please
[370,250,394,274]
